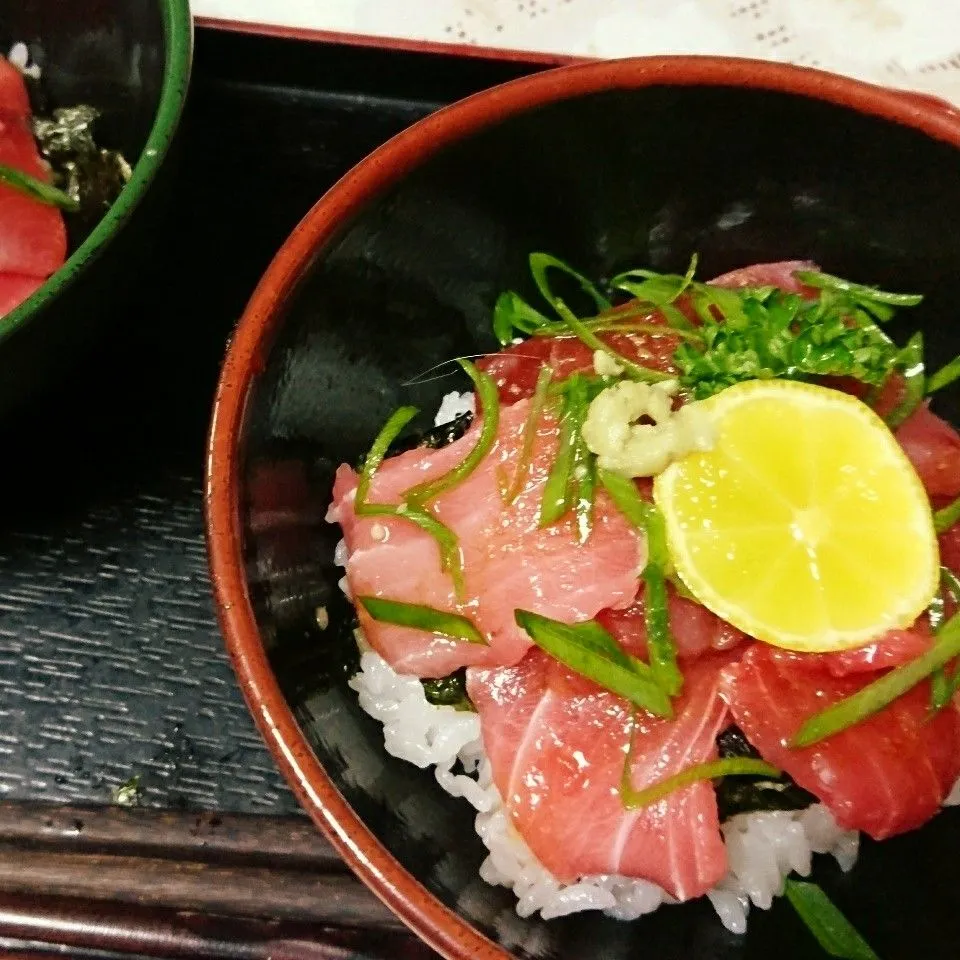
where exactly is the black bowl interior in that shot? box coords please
[238,84,960,960]
[0,0,169,251]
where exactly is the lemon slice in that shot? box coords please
[653,379,938,653]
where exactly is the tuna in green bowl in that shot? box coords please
[0,0,192,412]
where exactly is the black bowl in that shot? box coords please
[0,0,191,413]
[207,57,960,960]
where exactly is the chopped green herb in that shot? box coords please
[927,354,960,394]
[404,360,499,505]
[934,495,960,534]
[620,756,781,810]
[504,365,553,503]
[930,568,960,712]
[359,597,486,645]
[0,161,80,211]
[783,879,881,960]
[884,332,925,430]
[792,611,960,747]
[514,609,673,717]
[598,468,654,528]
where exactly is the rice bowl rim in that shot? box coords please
[0,0,193,346]
[204,56,960,960]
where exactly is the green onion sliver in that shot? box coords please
[884,332,925,430]
[934,495,960,534]
[404,360,499,505]
[793,269,923,308]
[529,251,611,316]
[927,354,960,394]
[559,306,672,384]
[0,162,79,211]
[359,596,486,645]
[621,757,781,810]
[783,879,880,960]
[356,405,419,508]
[791,611,960,747]
[599,469,681,695]
[492,290,552,345]
[514,609,672,718]
[539,378,587,528]
[505,364,553,503]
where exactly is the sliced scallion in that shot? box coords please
[514,609,673,718]
[355,405,419,508]
[934,495,960,534]
[504,364,553,503]
[926,354,960,394]
[620,757,781,810]
[794,269,923,308]
[599,469,681,695]
[783,879,880,960]
[529,252,611,316]
[884,332,925,430]
[404,360,499,505]
[539,378,588,528]
[359,596,486,645]
[0,162,79,211]
[791,611,960,747]
[492,290,552,345]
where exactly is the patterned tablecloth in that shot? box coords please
[192,0,960,105]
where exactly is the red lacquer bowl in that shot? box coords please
[206,56,960,960]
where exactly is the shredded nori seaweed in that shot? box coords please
[31,105,131,236]
[715,725,816,820]
[421,669,474,711]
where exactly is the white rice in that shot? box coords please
[348,647,864,933]
[434,390,476,427]
[337,388,956,932]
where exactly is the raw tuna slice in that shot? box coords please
[894,403,960,499]
[467,649,733,900]
[329,398,644,676]
[0,273,42,316]
[0,57,30,119]
[479,325,679,405]
[598,583,747,661]
[478,261,819,404]
[707,259,818,295]
[0,115,67,279]
[940,521,960,580]
[806,622,933,677]
[720,644,960,840]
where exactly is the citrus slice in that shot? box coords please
[653,379,938,653]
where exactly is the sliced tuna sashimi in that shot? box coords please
[940,521,960,580]
[478,325,679,405]
[478,261,819,404]
[720,644,960,840]
[329,398,644,676]
[707,259,818,295]
[894,403,960,499]
[598,583,747,661]
[0,104,67,280]
[796,621,933,678]
[0,272,42,316]
[467,649,733,900]
[0,58,30,119]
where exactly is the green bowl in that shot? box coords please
[0,0,192,411]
